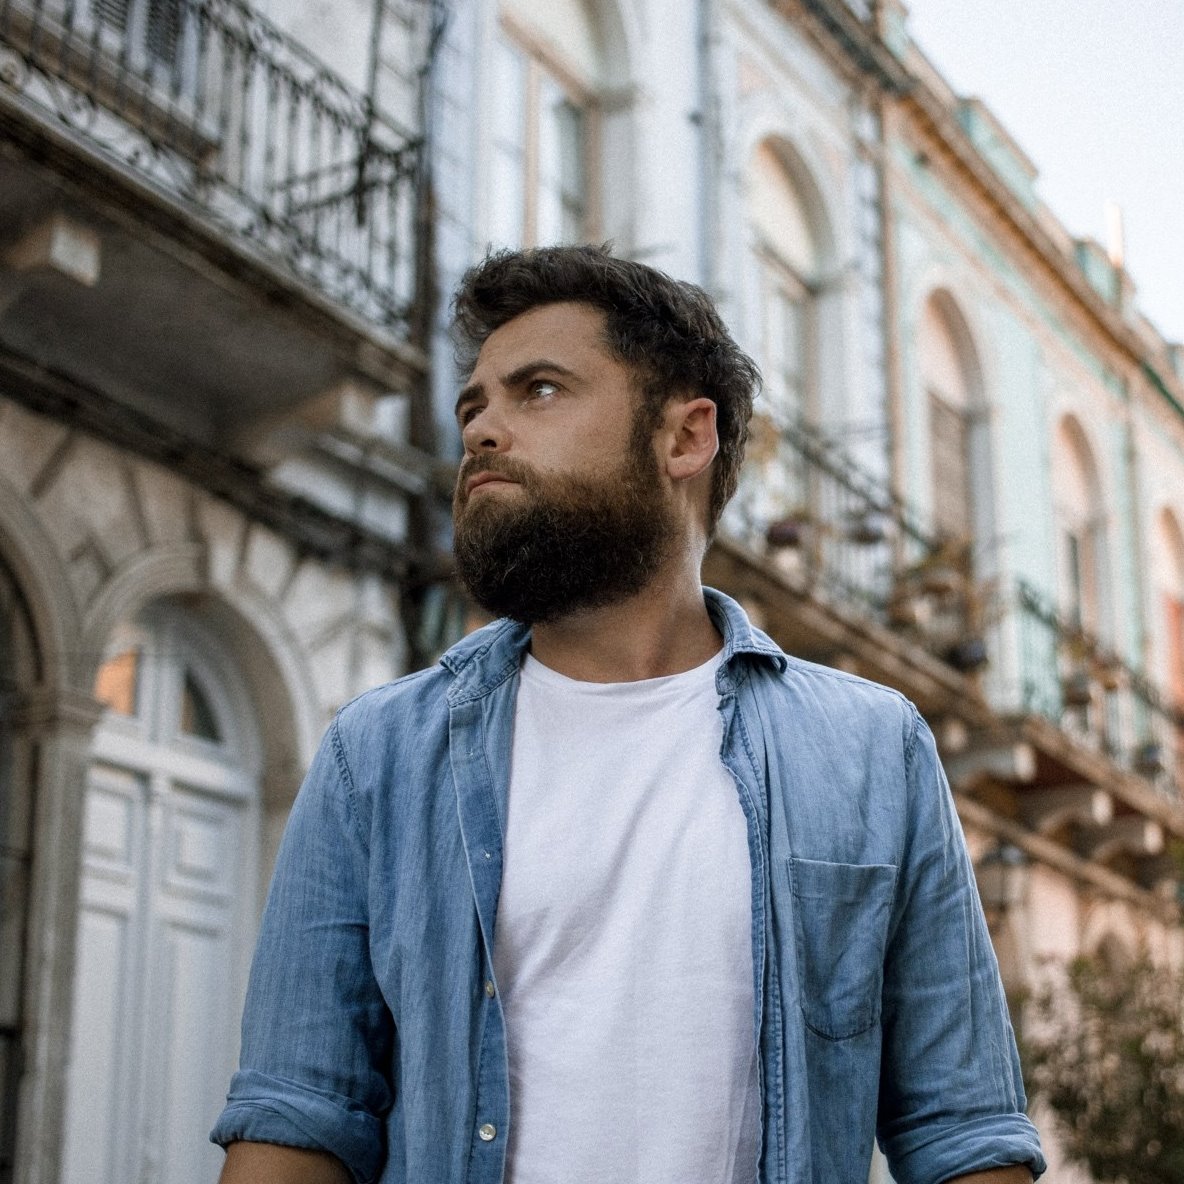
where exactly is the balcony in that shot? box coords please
[707,413,1184,899]
[1,0,421,325]
[0,0,430,447]
[1014,580,1183,804]
[707,411,992,718]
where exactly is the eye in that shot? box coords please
[527,379,559,400]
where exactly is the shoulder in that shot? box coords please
[755,650,919,742]
[335,662,454,735]
[326,663,457,789]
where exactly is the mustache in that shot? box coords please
[455,455,539,498]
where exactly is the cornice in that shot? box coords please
[767,0,1184,423]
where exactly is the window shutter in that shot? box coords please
[92,0,131,30]
[92,0,182,64]
[1167,593,1184,705]
[145,0,183,64]
[929,391,971,542]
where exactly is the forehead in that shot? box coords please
[471,302,616,374]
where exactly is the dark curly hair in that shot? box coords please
[451,244,760,533]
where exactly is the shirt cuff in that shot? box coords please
[884,1112,1048,1184]
[209,1068,385,1184]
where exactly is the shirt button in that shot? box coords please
[484,980,496,998]
[478,1122,497,1141]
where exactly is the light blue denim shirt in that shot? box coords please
[212,589,1045,1184]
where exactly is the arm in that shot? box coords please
[219,1142,351,1184]
[209,719,394,1181]
[876,709,1045,1183]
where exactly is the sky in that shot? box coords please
[902,0,1184,347]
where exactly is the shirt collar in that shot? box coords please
[439,585,787,697]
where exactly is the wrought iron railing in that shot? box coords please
[0,0,428,329]
[723,413,989,670]
[1016,579,1184,801]
[722,419,1184,799]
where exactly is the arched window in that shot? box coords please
[747,141,819,428]
[62,604,260,1184]
[1152,509,1184,786]
[1154,509,1184,706]
[488,0,604,247]
[1052,417,1107,636]
[919,294,979,548]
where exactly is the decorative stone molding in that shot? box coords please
[1078,817,1165,864]
[1021,786,1114,836]
[944,740,1037,789]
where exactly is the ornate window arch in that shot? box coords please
[1153,508,1184,703]
[746,139,824,429]
[1052,415,1109,637]
[725,139,834,540]
[487,0,610,248]
[1151,508,1184,787]
[918,291,988,556]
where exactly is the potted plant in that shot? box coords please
[765,511,810,549]
[893,536,972,601]
[846,507,890,546]
[1092,650,1125,692]
[1133,740,1165,777]
[1061,668,1093,708]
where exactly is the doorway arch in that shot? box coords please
[62,601,262,1184]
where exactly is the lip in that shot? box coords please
[465,472,518,496]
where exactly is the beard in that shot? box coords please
[452,437,679,626]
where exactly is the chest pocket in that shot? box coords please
[789,857,898,1041]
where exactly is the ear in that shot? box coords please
[662,397,718,483]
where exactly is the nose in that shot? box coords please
[461,401,510,456]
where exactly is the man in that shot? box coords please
[212,245,1045,1184]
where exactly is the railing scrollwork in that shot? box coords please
[0,0,431,329]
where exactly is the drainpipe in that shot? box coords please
[876,92,906,557]
[696,0,717,291]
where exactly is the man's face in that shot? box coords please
[452,302,679,624]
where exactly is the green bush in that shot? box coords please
[1021,954,1184,1184]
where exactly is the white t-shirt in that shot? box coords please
[492,649,760,1184]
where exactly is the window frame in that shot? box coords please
[490,12,600,248]
[752,239,817,429]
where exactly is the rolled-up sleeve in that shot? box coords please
[877,708,1046,1184]
[210,716,394,1184]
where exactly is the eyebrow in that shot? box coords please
[454,359,578,421]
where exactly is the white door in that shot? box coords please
[63,609,259,1184]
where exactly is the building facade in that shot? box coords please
[0,1,447,1182]
[2,0,1183,1182]
[429,0,1184,1180]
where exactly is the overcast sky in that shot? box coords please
[902,0,1184,347]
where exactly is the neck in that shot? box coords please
[527,551,722,683]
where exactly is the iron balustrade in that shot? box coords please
[724,413,986,667]
[725,425,1184,798]
[1016,579,1184,801]
[0,0,428,329]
